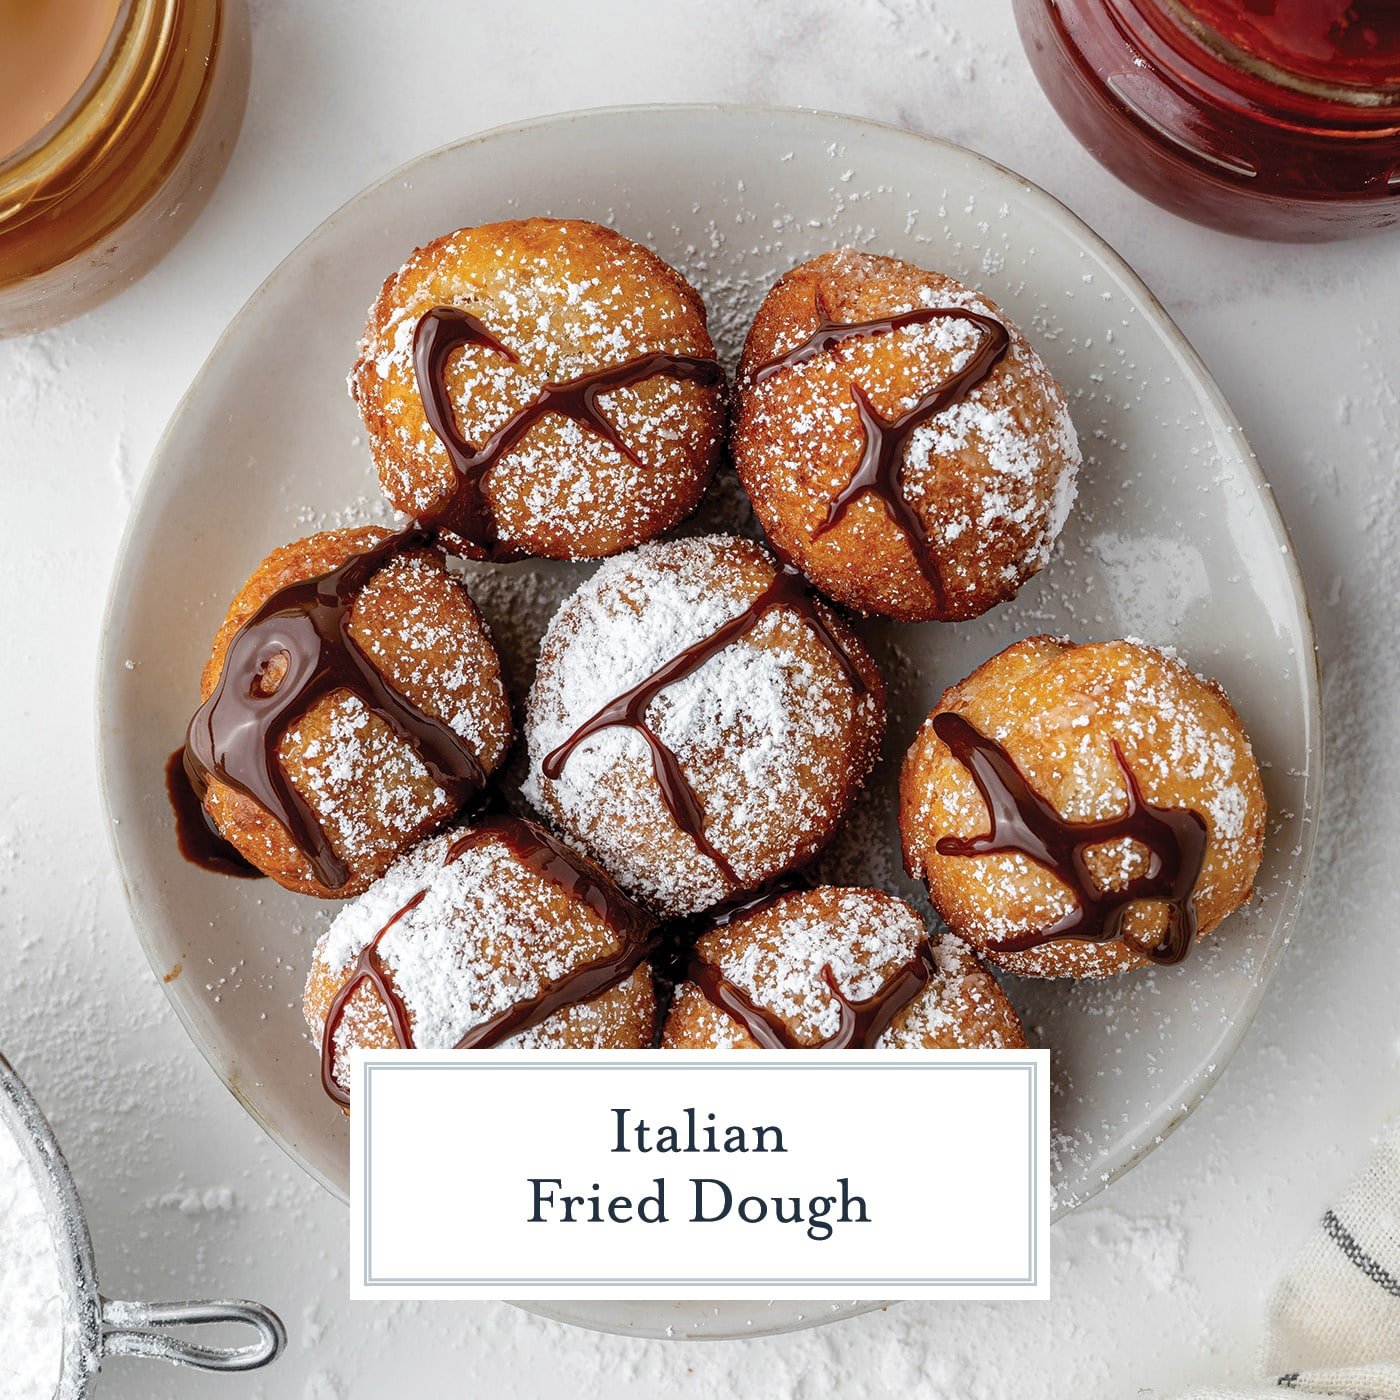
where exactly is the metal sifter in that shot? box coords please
[0,1052,285,1395]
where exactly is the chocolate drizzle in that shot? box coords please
[540,566,868,882]
[752,305,1010,610]
[165,748,265,879]
[413,305,724,556]
[319,887,424,1105]
[176,311,722,880]
[183,528,487,891]
[319,815,656,1107]
[931,711,1209,965]
[688,937,935,1049]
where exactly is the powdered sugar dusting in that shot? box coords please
[681,888,1020,1048]
[351,220,723,556]
[263,535,512,874]
[736,249,1081,608]
[311,827,637,1089]
[907,637,1264,978]
[286,696,450,865]
[523,536,881,913]
[714,890,933,1042]
[0,1113,64,1400]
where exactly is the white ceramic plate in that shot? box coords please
[97,105,1320,1340]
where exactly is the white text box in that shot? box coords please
[351,1049,1049,1301]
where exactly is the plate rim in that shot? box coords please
[94,101,1323,1340]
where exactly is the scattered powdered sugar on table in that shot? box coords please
[0,1112,65,1400]
[474,1201,1215,1397]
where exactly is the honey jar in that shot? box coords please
[0,0,249,336]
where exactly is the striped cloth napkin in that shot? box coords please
[1181,1119,1400,1398]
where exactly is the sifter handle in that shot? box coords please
[100,1297,285,1372]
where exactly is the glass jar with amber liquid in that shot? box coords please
[0,0,249,336]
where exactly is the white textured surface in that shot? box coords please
[0,1,1396,1396]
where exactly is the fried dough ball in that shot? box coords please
[524,534,886,917]
[306,817,656,1098]
[194,527,512,898]
[662,886,1025,1049]
[733,249,1080,621]
[900,636,1266,978]
[351,217,725,560]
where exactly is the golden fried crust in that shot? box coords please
[733,249,1080,622]
[524,536,886,916]
[661,886,1025,1049]
[351,218,725,560]
[198,527,513,898]
[899,636,1267,979]
[303,827,656,1089]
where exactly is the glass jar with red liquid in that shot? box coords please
[1014,0,1400,240]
